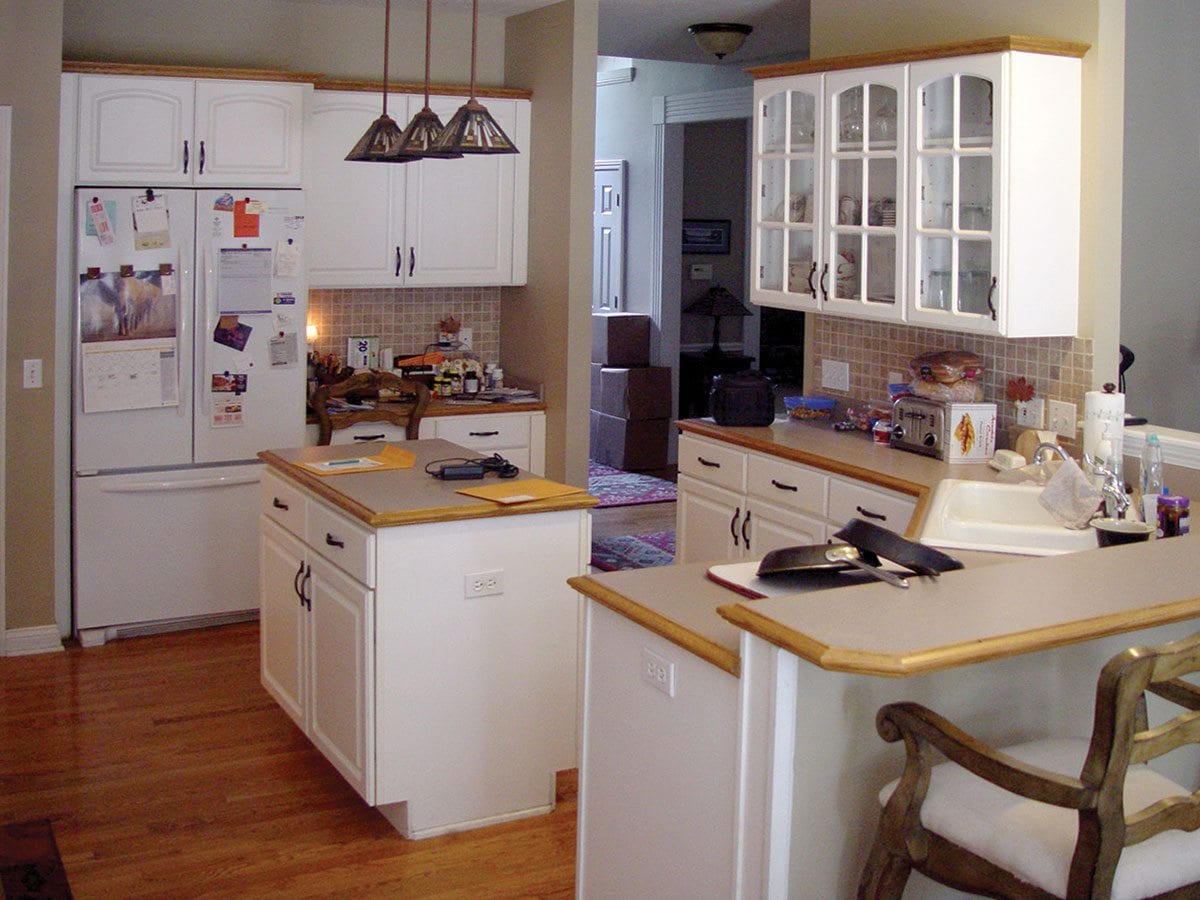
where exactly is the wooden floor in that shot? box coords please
[1,623,577,898]
[588,464,678,542]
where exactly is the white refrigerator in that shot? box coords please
[73,187,306,643]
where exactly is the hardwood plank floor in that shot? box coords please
[1,623,576,898]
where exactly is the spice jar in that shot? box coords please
[1157,494,1190,538]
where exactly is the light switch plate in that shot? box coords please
[1048,400,1077,439]
[1015,398,1045,428]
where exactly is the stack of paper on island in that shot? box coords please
[298,444,415,475]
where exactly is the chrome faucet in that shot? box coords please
[1090,460,1131,519]
[1032,441,1070,465]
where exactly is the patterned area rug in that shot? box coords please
[588,461,677,508]
[589,530,675,572]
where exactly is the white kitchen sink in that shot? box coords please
[919,479,1100,556]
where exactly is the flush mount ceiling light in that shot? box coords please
[430,0,519,155]
[345,0,413,162]
[688,22,754,60]
[395,0,463,159]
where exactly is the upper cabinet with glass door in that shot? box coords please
[748,37,1088,337]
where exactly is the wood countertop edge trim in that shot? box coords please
[63,60,324,82]
[718,598,1200,678]
[259,453,596,527]
[314,79,533,100]
[304,401,546,425]
[569,576,740,678]
[746,35,1091,80]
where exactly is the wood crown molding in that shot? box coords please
[63,60,323,83]
[315,79,533,100]
[747,35,1091,80]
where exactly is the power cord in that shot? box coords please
[425,453,519,480]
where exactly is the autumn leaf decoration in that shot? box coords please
[1006,376,1035,403]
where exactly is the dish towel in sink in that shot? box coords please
[1038,456,1102,528]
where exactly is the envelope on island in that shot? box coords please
[456,478,586,505]
[298,444,416,475]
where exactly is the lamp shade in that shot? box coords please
[684,285,753,319]
[688,22,753,60]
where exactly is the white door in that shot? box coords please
[192,189,307,464]
[193,80,305,187]
[75,75,194,185]
[259,518,307,729]
[73,188,195,473]
[593,160,626,311]
[308,557,374,802]
[305,91,404,286]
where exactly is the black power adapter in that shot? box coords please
[436,463,486,480]
[426,454,519,480]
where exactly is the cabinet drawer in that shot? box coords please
[306,500,375,588]
[329,422,411,444]
[261,470,306,537]
[435,414,530,452]
[678,435,746,494]
[827,479,916,532]
[747,454,828,517]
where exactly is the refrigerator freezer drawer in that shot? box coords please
[73,463,263,632]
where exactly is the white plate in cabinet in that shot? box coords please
[678,434,747,494]
[827,478,916,532]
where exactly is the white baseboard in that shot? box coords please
[5,624,65,656]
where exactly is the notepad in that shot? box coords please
[298,444,416,475]
[455,478,586,505]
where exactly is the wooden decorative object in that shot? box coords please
[858,630,1200,899]
[313,370,431,445]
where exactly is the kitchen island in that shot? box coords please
[572,417,1200,898]
[258,438,595,839]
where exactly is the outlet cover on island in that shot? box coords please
[821,359,850,392]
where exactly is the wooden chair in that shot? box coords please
[313,370,431,445]
[859,631,1200,899]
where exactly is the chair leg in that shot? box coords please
[858,833,912,900]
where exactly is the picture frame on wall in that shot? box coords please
[681,219,731,255]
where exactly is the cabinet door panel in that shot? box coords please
[827,478,916,532]
[676,475,744,564]
[259,520,307,729]
[309,559,374,803]
[76,76,193,184]
[194,81,304,186]
[747,502,827,557]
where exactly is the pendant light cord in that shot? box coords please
[469,0,479,100]
[423,0,433,107]
[382,0,392,116]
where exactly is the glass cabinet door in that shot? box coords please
[821,67,905,319]
[910,59,1002,329]
[751,76,821,310]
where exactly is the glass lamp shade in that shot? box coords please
[344,113,420,163]
[430,98,519,155]
[688,23,753,60]
[684,285,753,318]
[396,106,463,159]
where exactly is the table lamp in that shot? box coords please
[683,285,753,358]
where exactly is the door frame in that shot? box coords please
[0,106,10,654]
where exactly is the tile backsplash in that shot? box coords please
[307,286,502,367]
[806,317,1094,440]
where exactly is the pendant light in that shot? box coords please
[395,0,463,159]
[430,0,519,155]
[345,0,414,163]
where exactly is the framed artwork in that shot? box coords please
[681,218,731,255]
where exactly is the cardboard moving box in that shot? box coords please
[590,410,669,471]
[594,366,672,420]
[592,313,650,367]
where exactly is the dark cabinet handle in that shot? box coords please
[741,509,751,548]
[729,507,740,545]
[353,434,386,441]
[301,565,312,610]
[469,430,500,437]
[325,533,345,548]
[856,505,887,521]
[273,497,289,510]
[820,263,829,301]
[293,558,305,603]
[183,139,189,173]
[395,247,403,278]
[198,140,205,174]
[806,261,817,295]
[771,479,798,492]
[408,247,415,277]
[987,275,998,321]
[698,456,721,468]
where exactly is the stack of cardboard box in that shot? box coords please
[589,313,671,472]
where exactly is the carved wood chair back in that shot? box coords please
[860,630,1200,899]
[313,370,431,445]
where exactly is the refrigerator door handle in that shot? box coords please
[97,472,262,493]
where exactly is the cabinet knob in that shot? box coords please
[741,509,752,548]
[353,434,386,442]
[729,507,741,545]
[855,505,887,521]
[771,479,798,492]
[183,139,189,174]
[198,140,206,175]
[469,430,500,437]
[698,456,721,468]
[273,497,289,510]
[325,533,345,548]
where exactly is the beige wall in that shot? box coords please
[808,0,1124,389]
[1,1,63,631]
[503,0,598,488]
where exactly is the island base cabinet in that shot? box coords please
[577,600,739,898]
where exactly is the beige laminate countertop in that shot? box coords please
[260,438,596,528]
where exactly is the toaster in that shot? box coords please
[891,397,997,463]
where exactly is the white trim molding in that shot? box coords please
[596,67,635,87]
[5,625,65,656]
[655,86,752,125]
[1124,425,1200,470]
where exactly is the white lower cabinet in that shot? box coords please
[676,432,916,564]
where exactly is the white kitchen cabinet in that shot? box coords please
[675,433,915,564]
[74,74,305,187]
[749,37,1085,336]
[305,90,531,287]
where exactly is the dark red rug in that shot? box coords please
[587,461,677,508]
[0,819,72,898]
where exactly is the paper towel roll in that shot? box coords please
[1083,390,1124,467]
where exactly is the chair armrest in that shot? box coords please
[878,702,1095,810]
[1148,679,1200,711]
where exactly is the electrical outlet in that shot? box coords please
[22,359,42,389]
[1047,400,1077,439]
[464,569,504,598]
[640,647,675,697]
[458,327,473,350]
[1015,398,1045,429]
[821,359,850,392]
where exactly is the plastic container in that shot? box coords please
[784,395,836,420]
[1158,493,1190,538]
[1140,434,1163,523]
